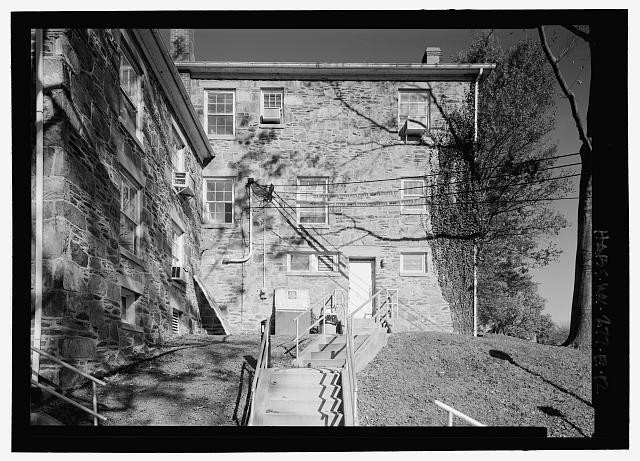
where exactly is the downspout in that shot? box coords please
[222,178,254,265]
[32,28,44,379]
[472,67,482,338]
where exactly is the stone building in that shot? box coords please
[169,30,494,334]
[31,28,215,387]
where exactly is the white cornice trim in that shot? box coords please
[129,29,214,164]
[175,61,496,81]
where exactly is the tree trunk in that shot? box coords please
[563,147,592,348]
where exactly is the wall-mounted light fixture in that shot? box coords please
[380,259,385,269]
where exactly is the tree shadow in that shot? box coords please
[538,405,587,437]
[488,349,592,408]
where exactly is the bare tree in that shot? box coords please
[538,25,592,349]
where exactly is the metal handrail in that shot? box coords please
[247,315,271,425]
[293,290,342,359]
[344,315,358,425]
[348,289,383,320]
[434,400,486,427]
[30,346,106,425]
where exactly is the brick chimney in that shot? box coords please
[422,47,442,65]
[169,29,195,62]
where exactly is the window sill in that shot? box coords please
[202,222,236,229]
[208,135,236,141]
[117,116,145,152]
[399,272,428,277]
[297,223,330,229]
[287,271,340,277]
[400,210,426,215]
[120,247,145,268]
[259,123,285,129]
[117,321,144,333]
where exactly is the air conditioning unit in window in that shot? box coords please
[261,108,282,124]
[171,265,189,284]
[172,171,195,196]
[399,119,427,138]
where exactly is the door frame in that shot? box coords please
[348,257,376,316]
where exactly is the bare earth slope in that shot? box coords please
[357,331,593,437]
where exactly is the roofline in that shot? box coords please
[130,29,214,164]
[174,61,496,81]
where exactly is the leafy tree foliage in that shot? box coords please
[432,32,572,340]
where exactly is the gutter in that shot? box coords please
[222,179,254,265]
[32,28,43,380]
[130,29,214,165]
[176,61,497,81]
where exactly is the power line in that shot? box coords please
[269,152,581,187]
[277,170,581,201]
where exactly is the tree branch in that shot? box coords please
[538,26,592,154]
[561,25,591,43]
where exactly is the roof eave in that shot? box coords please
[174,62,496,81]
[130,29,214,164]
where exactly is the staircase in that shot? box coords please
[248,368,344,426]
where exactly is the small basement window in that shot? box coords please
[171,310,181,335]
[287,253,338,273]
[400,252,427,274]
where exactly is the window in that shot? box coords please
[297,177,328,225]
[400,253,427,274]
[401,178,426,214]
[119,43,142,140]
[119,171,141,255]
[204,178,234,224]
[170,124,185,172]
[170,222,184,268]
[205,90,235,137]
[120,287,138,324]
[261,89,283,124]
[287,253,337,273]
[398,90,429,132]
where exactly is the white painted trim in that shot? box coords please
[202,176,235,225]
[400,177,426,214]
[400,252,428,274]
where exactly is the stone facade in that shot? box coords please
[31,29,212,387]
[177,62,478,334]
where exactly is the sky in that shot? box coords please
[159,27,591,326]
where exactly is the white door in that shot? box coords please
[348,260,374,318]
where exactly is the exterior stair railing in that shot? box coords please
[246,314,272,425]
[348,288,396,330]
[30,345,107,425]
[434,400,486,427]
[344,314,358,425]
[293,289,346,360]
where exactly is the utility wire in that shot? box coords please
[269,152,581,187]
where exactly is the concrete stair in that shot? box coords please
[249,368,344,426]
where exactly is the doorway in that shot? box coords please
[348,259,375,318]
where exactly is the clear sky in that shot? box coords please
[159,27,591,326]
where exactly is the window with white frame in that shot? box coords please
[170,124,185,173]
[287,253,337,273]
[400,252,427,274]
[170,222,184,268]
[119,171,142,255]
[205,90,235,137]
[401,178,426,213]
[120,287,139,324]
[398,90,429,131]
[119,43,142,140]
[297,177,328,225]
[204,178,234,224]
[261,89,284,124]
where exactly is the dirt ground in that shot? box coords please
[357,331,593,437]
[34,331,593,436]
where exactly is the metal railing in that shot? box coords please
[30,346,107,425]
[344,315,358,425]
[349,289,395,330]
[434,400,486,427]
[246,315,272,425]
[293,290,345,360]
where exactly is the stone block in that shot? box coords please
[42,219,69,259]
[59,336,95,359]
[70,240,88,267]
[62,260,86,293]
[87,274,107,296]
[42,289,67,317]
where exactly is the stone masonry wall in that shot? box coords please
[31,29,206,388]
[182,75,472,334]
